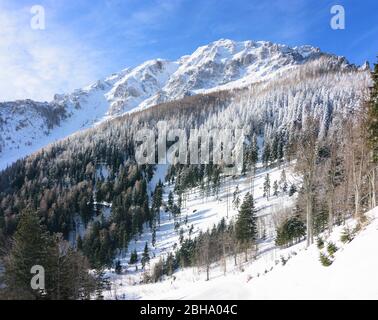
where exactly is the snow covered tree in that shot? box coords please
[263,173,271,200]
[273,180,279,196]
[232,185,241,209]
[243,134,259,174]
[262,142,271,168]
[288,183,297,196]
[250,134,259,166]
[279,169,287,190]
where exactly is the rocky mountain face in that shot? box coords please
[0,39,366,170]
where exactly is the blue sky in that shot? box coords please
[0,0,377,101]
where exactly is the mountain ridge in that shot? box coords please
[0,39,366,170]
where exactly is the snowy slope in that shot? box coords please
[173,207,378,300]
[107,198,378,300]
[104,162,300,300]
[0,39,362,171]
[0,85,111,170]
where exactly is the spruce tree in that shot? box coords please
[94,268,110,300]
[141,242,150,269]
[250,134,259,166]
[288,184,297,196]
[235,193,257,261]
[4,210,94,300]
[76,235,83,251]
[167,191,174,211]
[232,185,241,209]
[152,184,163,225]
[262,143,271,167]
[273,180,279,196]
[279,169,287,189]
[4,210,51,299]
[263,173,271,200]
[115,260,122,274]
[152,222,157,247]
[129,249,138,264]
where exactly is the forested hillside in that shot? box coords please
[0,43,376,300]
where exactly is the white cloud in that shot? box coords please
[0,4,102,102]
[0,0,184,102]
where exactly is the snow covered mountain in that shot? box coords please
[0,39,364,170]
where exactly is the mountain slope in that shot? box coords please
[0,39,362,170]
[0,39,374,300]
[109,206,378,300]
[184,206,378,300]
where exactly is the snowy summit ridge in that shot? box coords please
[0,39,362,170]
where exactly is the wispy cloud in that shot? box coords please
[0,2,105,102]
[0,0,184,101]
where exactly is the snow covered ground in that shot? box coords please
[149,206,378,300]
[103,161,378,300]
[104,162,300,299]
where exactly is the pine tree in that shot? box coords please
[279,169,287,189]
[273,180,279,196]
[129,249,138,264]
[275,215,306,247]
[250,134,259,166]
[244,134,259,174]
[263,173,271,200]
[288,184,297,196]
[94,268,110,300]
[76,235,83,251]
[152,222,157,247]
[167,191,174,211]
[165,252,176,276]
[152,184,163,225]
[319,252,333,267]
[282,181,288,193]
[141,242,150,269]
[115,260,122,274]
[262,143,271,167]
[235,193,257,261]
[4,210,95,300]
[270,135,279,162]
[4,210,51,299]
[326,242,338,256]
[232,185,241,209]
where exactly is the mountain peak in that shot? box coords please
[0,39,360,170]
[359,61,370,71]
